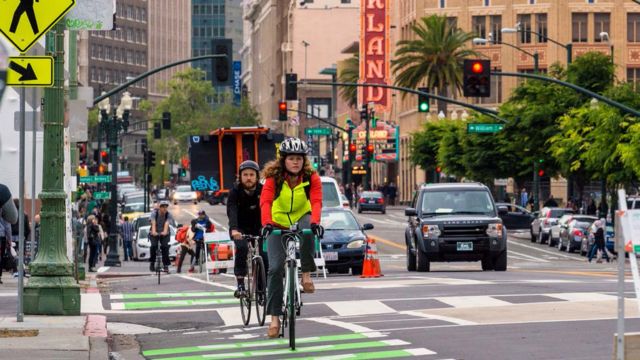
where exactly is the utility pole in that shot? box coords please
[363,104,372,191]
[24,21,80,315]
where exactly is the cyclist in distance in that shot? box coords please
[260,137,323,338]
[226,160,267,298]
[150,200,173,273]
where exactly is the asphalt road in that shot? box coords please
[59,203,640,358]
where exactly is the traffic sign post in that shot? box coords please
[0,0,76,53]
[93,191,111,200]
[79,175,111,183]
[7,56,53,87]
[467,123,504,134]
[305,127,331,136]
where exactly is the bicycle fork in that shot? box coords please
[282,239,301,335]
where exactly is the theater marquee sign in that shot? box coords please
[360,0,390,110]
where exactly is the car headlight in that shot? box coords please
[422,224,441,239]
[347,239,365,249]
[139,242,150,248]
[486,223,503,237]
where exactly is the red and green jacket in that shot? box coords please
[260,172,322,228]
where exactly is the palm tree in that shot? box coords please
[392,15,479,114]
[338,53,359,107]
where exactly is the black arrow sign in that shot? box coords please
[9,61,37,81]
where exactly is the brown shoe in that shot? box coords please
[267,323,280,338]
[302,280,315,294]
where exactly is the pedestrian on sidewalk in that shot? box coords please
[388,182,397,206]
[86,215,101,272]
[0,184,18,284]
[120,216,134,261]
[0,219,14,284]
[176,220,196,273]
[10,199,30,278]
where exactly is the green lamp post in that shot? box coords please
[24,21,80,315]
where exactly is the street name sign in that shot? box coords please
[93,191,111,200]
[79,175,111,183]
[0,0,76,53]
[467,123,504,134]
[6,56,53,87]
[305,127,331,136]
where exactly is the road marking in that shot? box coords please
[97,266,110,273]
[216,306,246,326]
[434,295,512,309]
[306,317,381,336]
[507,240,584,261]
[110,291,233,300]
[286,348,437,360]
[81,293,106,313]
[545,292,618,302]
[326,300,395,317]
[366,234,406,251]
[177,273,237,290]
[111,297,237,310]
[507,249,550,262]
[399,310,478,326]
[107,322,165,335]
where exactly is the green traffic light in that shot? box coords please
[419,102,429,112]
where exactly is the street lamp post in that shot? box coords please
[99,92,132,267]
[501,26,572,64]
[161,159,166,184]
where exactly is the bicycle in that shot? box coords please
[239,235,267,326]
[272,225,314,350]
[153,237,162,284]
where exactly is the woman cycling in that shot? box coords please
[260,137,323,338]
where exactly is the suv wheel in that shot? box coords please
[493,251,507,271]
[416,247,430,272]
[406,245,416,271]
[481,256,494,271]
[538,231,546,244]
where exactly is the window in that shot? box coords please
[536,14,547,43]
[517,14,532,43]
[594,13,610,42]
[341,0,351,3]
[447,17,457,30]
[105,46,111,60]
[629,13,640,42]
[484,0,489,5]
[572,13,588,42]
[628,68,640,89]
[306,98,332,119]
[490,15,502,43]
[439,0,445,8]
[193,5,199,15]
[472,16,486,40]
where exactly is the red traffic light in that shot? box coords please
[278,101,287,111]
[349,143,357,152]
[100,150,108,158]
[98,164,106,174]
[436,166,442,173]
[471,61,484,74]
[366,144,374,153]
[538,169,545,177]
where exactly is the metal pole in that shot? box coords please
[533,52,539,74]
[365,106,371,191]
[30,88,36,265]
[533,161,539,212]
[331,73,337,165]
[566,43,573,64]
[17,87,26,322]
[104,111,121,267]
[617,188,627,360]
[347,128,352,187]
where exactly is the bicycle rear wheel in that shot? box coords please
[240,274,252,326]
[156,248,162,284]
[252,256,266,326]
[287,259,296,350]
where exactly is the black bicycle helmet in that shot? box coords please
[238,160,260,175]
[279,137,309,156]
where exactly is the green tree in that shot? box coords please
[567,51,614,94]
[409,119,448,173]
[338,53,359,107]
[391,15,479,113]
[436,120,466,179]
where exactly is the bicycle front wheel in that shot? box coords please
[240,275,252,326]
[287,259,296,350]
[252,256,266,326]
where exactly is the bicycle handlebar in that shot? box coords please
[272,229,314,236]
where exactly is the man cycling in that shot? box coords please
[260,138,323,338]
[227,160,266,298]
[150,200,173,273]
[190,210,213,271]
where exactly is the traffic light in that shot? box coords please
[346,118,355,130]
[154,122,161,139]
[211,38,232,87]
[436,166,442,173]
[162,112,171,130]
[285,73,298,100]
[372,116,378,128]
[278,101,287,121]
[349,143,357,153]
[366,144,374,154]
[311,156,319,169]
[77,142,87,161]
[418,87,430,112]
[146,173,153,184]
[360,107,368,123]
[147,150,156,168]
[538,169,545,177]
[98,164,106,174]
[101,150,109,163]
[179,168,186,177]
[463,59,491,97]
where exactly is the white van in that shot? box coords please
[321,176,342,209]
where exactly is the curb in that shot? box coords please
[96,272,151,279]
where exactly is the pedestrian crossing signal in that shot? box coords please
[278,101,287,121]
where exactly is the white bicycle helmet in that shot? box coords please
[279,137,309,156]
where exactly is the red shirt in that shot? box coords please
[260,172,322,227]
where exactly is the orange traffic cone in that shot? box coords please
[361,237,383,278]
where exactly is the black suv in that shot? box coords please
[404,183,507,272]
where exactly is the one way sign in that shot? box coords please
[7,56,53,87]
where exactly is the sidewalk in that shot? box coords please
[0,274,109,359]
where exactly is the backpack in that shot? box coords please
[176,225,189,243]
[274,173,312,201]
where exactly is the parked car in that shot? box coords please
[321,176,342,209]
[530,207,574,244]
[133,225,179,261]
[172,185,198,204]
[582,221,616,256]
[549,214,576,247]
[558,216,597,252]
[357,191,386,214]
[319,208,373,275]
[404,183,507,272]
[496,203,535,230]
[122,202,146,220]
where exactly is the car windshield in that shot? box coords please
[138,228,149,239]
[124,203,145,212]
[177,186,192,192]
[322,182,341,207]
[549,209,573,218]
[421,190,495,216]
[321,211,360,230]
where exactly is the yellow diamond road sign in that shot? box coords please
[7,56,53,87]
[0,0,76,53]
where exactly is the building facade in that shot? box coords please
[147,0,192,101]
[393,0,636,204]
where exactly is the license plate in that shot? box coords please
[456,242,473,251]
[324,251,338,261]
[369,200,375,204]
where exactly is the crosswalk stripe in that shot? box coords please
[507,250,549,262]
[434,295,512,308]
[112,297,237,310]
[285,348,437,360]
[325,300,395,317]
[545,292,618,302]
[110,291,233,300]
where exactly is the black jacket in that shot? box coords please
[227,182,262,236]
